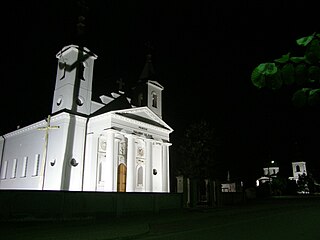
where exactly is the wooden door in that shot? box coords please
[117,163,127,192]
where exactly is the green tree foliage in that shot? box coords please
[176,120,221,179]
[251,32,320,107]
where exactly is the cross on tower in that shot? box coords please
[116,78,125,91]
[37,115,60,190]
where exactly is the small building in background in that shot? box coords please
[256,161,279,187]
[289,161,307,182]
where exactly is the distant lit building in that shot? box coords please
[256,161,279,187]
[0,45,173,192]
[288,161,307,182]
[256,160,309,187]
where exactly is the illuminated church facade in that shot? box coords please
[0,45,173,192]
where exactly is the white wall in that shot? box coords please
[0,136,4,169]
[0,120,48,189]
[44,113,87,191]
[0,112,87,191]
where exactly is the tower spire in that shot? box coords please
[139,41,155,81]
[76,0,88,46]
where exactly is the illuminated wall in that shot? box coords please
[0,113,87,191]
[0,119,48,189]
[292,161,307,180]
[43,113,87,191]
[82,107,172,193]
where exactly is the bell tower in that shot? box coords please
[52,45,97,115]
[131,53,164,119]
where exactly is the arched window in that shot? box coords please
[98,162,103,183]
[137,166,143,186]
[152,92,157,108]
[59,61,66,80]
[79,61,86,81]
[138,93,143,106]
[296,165,301,172]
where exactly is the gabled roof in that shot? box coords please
[110,106,173,132]
[148,80,164,90]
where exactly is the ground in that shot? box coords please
[1,196,320,240]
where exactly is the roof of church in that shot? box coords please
[90,94,132,117]
[115,112,170,130]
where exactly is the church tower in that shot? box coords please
[52,45,97,115]
[131,53,164,118]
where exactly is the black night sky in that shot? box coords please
[1,1,320,185]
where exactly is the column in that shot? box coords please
[104,130,114,192]
[82,132,95,191]
[126,134,135,192]
[152,142,162,192]
[162,143,169,192]
[114,138,120,191]
[145,139,153,192]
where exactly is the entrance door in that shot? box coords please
[117,163,127,192]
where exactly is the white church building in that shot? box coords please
[0,45,173,192]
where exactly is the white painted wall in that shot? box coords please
[0,120,48,189]
[52,45,97,116]
[263,167,279,176]
[44,113,87,191]
[0,136,4,169]
[152,142,162,192]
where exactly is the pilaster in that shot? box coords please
[104,130,114,191]
[145,139,153,192]
[126,134,135,192]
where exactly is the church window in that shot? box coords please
[1,161,8,179]
[56,97,63,106]
[50,159,56,166]
[33,154,40,176]
[76,97,84,106]
[138,93,143,106]
[59,61,66,80]
[70,158,79,167]
[79,62,86,81]
[137,166,143,186]
[11,159,17,179]
[98,162,103,183]
[21,157,28,178]
[296,165,301,172]
[152,92,157,108]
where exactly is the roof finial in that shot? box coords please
[76,0,89,44]
[145,41,154,62]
